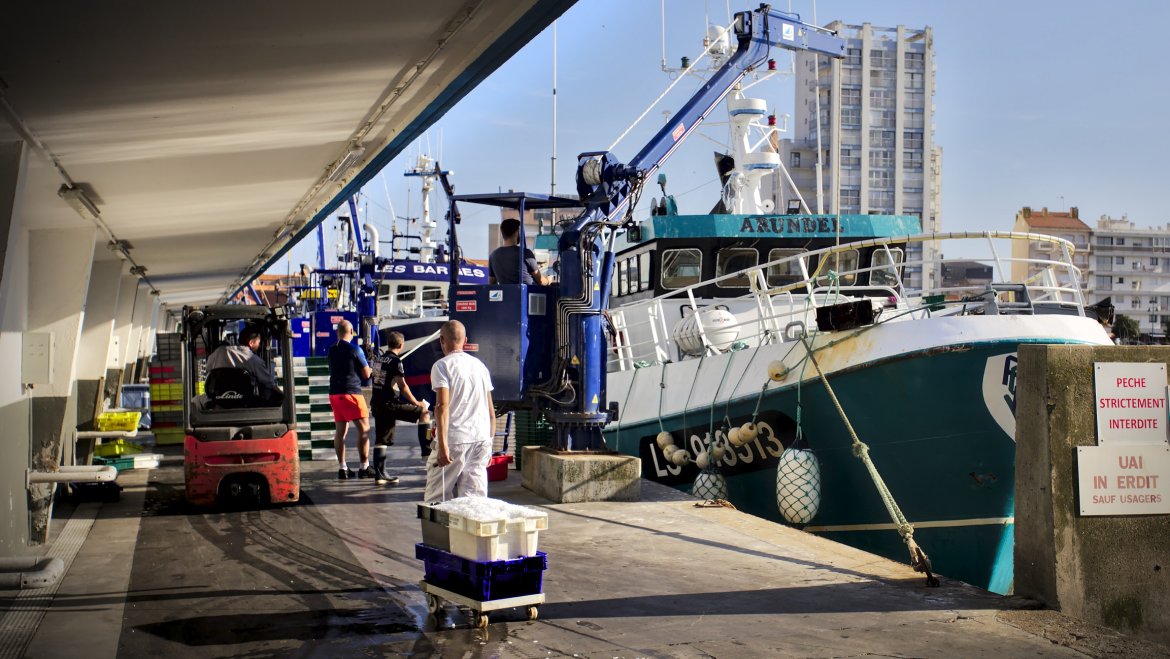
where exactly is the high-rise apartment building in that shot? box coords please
[1092,214,1170,338]
[777,23,941,289]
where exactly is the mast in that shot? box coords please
[405,153,440,263]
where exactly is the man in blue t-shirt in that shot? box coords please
[488,218,549,285]
[328,319,373,480]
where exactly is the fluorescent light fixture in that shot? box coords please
[58,185,101,221]
[326,146,366,182]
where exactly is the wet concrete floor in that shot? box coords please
[6,437,1170,658]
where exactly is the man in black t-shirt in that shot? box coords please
[488,218,549,285]
[370,331,432,484]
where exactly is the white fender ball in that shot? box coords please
[656,431,674,449]
[740,422,758,442]
[768,360,787,382]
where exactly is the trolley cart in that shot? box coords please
[420,580,542,628]
[415,543,548,628]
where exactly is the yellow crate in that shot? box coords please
[95,411,141,431]
[94,439,143,458]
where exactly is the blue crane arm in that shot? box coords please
[573,7,845,228]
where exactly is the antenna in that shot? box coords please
[660,0,667,69]
[551,20,558,196]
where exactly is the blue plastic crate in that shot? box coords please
[415,543,546,602]
[120,385,152,428]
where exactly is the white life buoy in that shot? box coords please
[672,308,739,356]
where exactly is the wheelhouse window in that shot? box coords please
[661,249,702,289]
[766,249,806,287]
[638,252,651,290]
[815,249,859,288]
[392,285,419,317]
[716,248,759,288]
[870,248,904,287]
[617,259,629,296]
[422,286,444,315]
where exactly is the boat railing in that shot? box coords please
[606,232,1088,371]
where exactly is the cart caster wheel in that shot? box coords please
[426,594,442,618]
[476,614,489,629]
[527,606,539,620]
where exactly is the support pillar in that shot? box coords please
[27,226,98,543]
[75,258,124,462]
[109,275,140,395]
[0,140,31,555]
[122,283,152,384]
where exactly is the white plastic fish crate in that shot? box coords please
[418,498,548,562]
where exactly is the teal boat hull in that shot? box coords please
[605,340,1066,594]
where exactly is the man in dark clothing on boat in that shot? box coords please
[488,218,548,285]
[370,331,432,484]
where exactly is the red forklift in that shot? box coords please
[182,305,300,507]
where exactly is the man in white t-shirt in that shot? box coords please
[424,319,496,502]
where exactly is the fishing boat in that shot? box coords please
[603,138,1112,594]
[594,40,1114,592]
[281,154,487,403]
[371,154,487,403]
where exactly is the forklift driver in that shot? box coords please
[204,326,282,404]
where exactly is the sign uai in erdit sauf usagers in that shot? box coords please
[1078,363,1170,515]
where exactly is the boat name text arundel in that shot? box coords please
[739,216,839,235]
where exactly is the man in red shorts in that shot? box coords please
[329,319,373,479]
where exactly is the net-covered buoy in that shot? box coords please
[776,447,822,524]
[693,470,728,500]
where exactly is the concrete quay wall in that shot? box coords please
[1015,344,1170,644]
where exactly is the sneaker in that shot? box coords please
[375,473,400,486]
[357,465,377,479]
[338,468,355,480]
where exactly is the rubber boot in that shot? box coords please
[417,422,432,458]
[372,445,398,485]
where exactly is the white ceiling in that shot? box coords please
[0,0,572,307]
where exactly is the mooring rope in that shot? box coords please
[799,335,940,587]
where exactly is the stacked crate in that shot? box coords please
[150,333,186,446]
[277,356,335,460]
[416,499,549,606]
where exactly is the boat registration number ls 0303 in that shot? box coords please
[638,411,797,486]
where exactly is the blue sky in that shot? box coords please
[278,0,1170,271]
